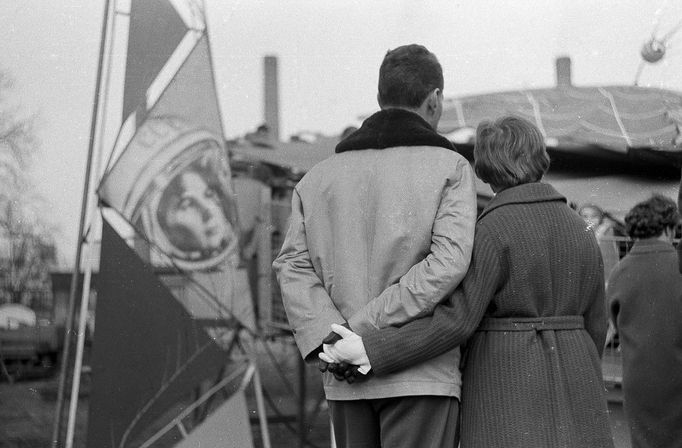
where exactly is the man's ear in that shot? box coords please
[664,226,676,241]
[425,88,441,115]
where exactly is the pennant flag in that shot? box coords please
[122,0,188,120]
[90,0,258,446]
[100,35,226,219]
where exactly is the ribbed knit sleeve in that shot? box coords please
[363,290,465,375]
[364,227,502,376]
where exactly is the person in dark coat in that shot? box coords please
[322,116,614,448]
[678,170,682,273]
[607,194,682,448]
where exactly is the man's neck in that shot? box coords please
[381,105,435,130]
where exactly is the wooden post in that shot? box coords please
[257,185,273,329]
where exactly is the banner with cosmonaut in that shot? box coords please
[90,1,256,446]
[98,4,255,329]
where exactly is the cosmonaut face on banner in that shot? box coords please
[155,147,237,258]
[124,117,240,271]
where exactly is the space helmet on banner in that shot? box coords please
[120,116,239,271]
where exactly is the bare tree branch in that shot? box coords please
[0,67,54,306]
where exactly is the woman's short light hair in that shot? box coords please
[473,116,550,190]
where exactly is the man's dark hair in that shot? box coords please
[625,194,680,239]
[377,44,443,109]
[473,116,550,191]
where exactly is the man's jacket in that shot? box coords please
[273,109,476,400]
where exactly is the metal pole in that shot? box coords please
[65,238,94,448]
[251,358,272,448]
[51,0,111,445]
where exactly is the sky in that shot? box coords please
[1,0,682,266]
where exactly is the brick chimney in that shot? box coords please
[263,55,280,142]
[555,56,572,88]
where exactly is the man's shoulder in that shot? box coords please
[309,144,466,163]
[378,146,472,176]
[296,153,346,184]
[297,146,470,187]
[395,144,466,159]
[408,146,472,175]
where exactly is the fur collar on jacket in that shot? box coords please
[335,108,454,153]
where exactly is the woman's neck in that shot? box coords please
[640,228,675,243]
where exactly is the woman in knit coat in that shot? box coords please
[323,116,614,447]
[607,194,682,448]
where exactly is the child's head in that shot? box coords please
[473,115,550,192]
[578,204,605,231]
[625,194,680,240]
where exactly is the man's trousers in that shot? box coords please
[328,395,460,448]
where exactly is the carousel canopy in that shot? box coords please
[439,85,682,165]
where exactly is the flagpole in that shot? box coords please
[65,232,96,448]
[51,0,112,445]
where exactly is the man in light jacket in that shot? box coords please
[272,44,476,448]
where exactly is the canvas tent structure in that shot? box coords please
[442,83,682,153]
[439,84,682,166]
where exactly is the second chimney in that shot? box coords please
[555,56,572,88]
[263,55,280,142]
